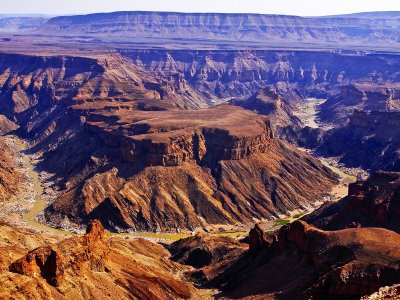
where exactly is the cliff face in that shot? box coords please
[123,50,400,102]
[318,84,400,125]
[0,52,207,126]
[317,111,400,171]
[0,137,24,203]
[83,105,274,168]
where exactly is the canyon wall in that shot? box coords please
[317,111,400,171]
[124,50,400,101]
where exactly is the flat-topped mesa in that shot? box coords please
[84,105,274,167]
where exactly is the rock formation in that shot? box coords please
[168,232,247,268]
[317,111,400,171]
[318,84,400,126]
[304,171,400,232]
[10,220,110,286]
[248,224,269,251]
[4,220,196,299]
[39,104,337,231]
[0,137,24,203]
[126,50,400,102]
[0,115,18,134]
[230,84,303,138]
[202,221,400,299]
[31,11,400,51]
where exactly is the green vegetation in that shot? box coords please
[274,213,304,227]
[215,232,248,238]
[274,218,291,227]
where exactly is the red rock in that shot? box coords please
[305,171,400,232]
[9,220,110,286]
[204,221,400,299]
[248,224,268,251]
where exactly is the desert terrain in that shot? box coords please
[0,10,400,299]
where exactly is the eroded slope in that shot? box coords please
[40,104,337,231]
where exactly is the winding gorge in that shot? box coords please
[0,10,400,300]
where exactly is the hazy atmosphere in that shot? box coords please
[1,0,400,16]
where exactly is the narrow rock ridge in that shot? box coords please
[9,220,110,287]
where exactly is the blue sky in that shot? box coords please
[1,0,400,16]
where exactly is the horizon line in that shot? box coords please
[1,10,400,19]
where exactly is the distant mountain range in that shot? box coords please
[0,17,48,32]
[1,11,400,51]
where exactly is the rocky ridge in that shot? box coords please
[125,50,400,102]
[4,220,196,299]
[316,111,400,171]
[196,221,400,299]
[304,171,400,232]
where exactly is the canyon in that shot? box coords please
[0,9,400,300]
